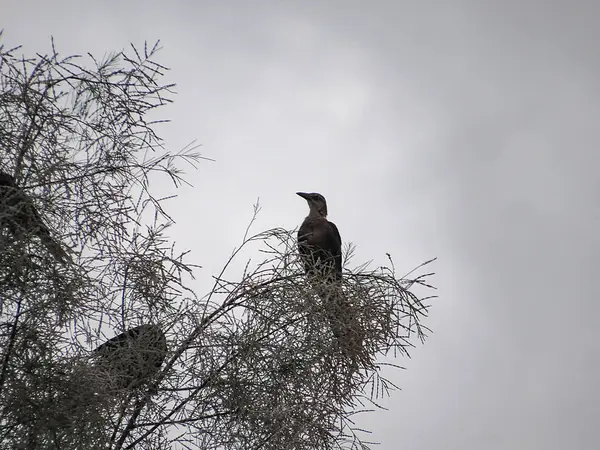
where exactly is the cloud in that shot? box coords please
[2,1,599,449]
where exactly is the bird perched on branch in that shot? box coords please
[94,324,167,390]
[296,192,342,283]
[0,171,70,264]
[296,192,363,367]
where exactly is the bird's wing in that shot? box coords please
[328,221,342,248]
[327,221,343,277]
[297,220,311,252]
[297,220,315,275]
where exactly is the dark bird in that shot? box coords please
[296,192,342,283]
[94,324,167,390]
[296,192,363,366]
[0,171,70,264]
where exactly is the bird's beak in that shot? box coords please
[296,192,310,200]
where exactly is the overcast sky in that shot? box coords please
[3,1,600,449]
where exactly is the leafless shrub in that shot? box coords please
[0,34,436,450]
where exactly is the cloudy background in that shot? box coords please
[3,1,599,448]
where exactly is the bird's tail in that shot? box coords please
[322,286,365,370]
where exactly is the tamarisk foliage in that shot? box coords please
[0,34,435,450]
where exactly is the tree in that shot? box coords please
[0,34,435,450]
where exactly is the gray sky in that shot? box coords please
[4,1,600,448]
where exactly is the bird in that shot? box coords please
[0,171,70,264]
[296,192,342,284]
[94,324,167,390]
[296,192,363,367]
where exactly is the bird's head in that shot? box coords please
[297,192,328,217]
